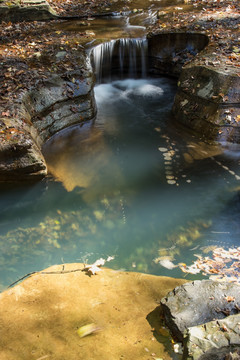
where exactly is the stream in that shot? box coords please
[0,6,240,291]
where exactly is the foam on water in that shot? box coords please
[94,79,165,105]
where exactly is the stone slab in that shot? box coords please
[185,314,240,360]
[0,263,186,360]
[161,280,240,342]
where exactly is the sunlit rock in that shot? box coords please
[0,0,57,22]
[0,263,186,359]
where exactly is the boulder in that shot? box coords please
[0,0,57,23]
[173,57,240,143]
[161,280,240,342]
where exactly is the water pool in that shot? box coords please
[0,77,240,290]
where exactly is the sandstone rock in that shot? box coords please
[0,118,47,182]
[173,58,240,143]
[148,28,240,143]
[23,70,96,141]
[0,263,186,360]
[0,52,96,182]
[161,280,240,342]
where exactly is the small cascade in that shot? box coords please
[91,38,148,83]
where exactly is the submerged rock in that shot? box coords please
[0,263,185,360]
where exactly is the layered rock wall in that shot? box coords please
[0,66,96,182]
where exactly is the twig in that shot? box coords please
[8,271,37,288]
[8,266,85,288]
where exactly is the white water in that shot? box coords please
[91,38,148,83]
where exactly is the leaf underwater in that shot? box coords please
[77,323,99,338]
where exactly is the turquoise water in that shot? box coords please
[0,77,240,290]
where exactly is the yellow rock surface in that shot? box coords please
[0,263,185,360]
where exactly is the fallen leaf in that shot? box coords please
[1,111,10,117]
[225,296,235,302]
[77,323,99,338]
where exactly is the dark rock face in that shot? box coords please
[148,33,209,77]
[161,280,240,342]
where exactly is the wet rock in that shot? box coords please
[173,57,240,143]
[148,33,209,77]
[148,4,240,144]
[184,315,240,360]
[0,0,57,23]
[0,118,47,182]
[0,53,96,182]
[160,280,240,342]
[23,70,96,141]
[0,263,186,360]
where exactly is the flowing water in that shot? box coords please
[0,38,240,291]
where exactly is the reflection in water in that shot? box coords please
[0,78,240,290]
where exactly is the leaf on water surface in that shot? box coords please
[155,258,177,270]
[178,247,240,283]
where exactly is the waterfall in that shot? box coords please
[91,38,148,83]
